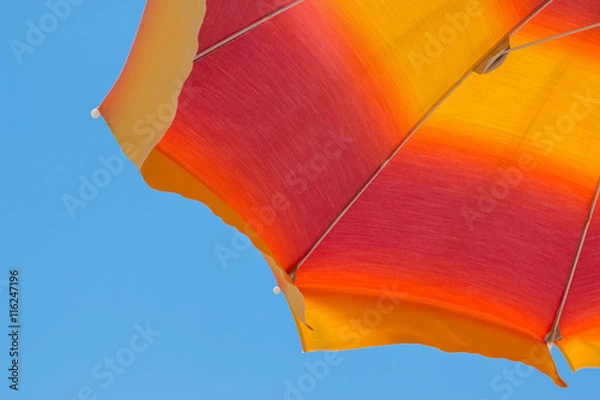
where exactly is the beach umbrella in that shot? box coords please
[93,0,600,386]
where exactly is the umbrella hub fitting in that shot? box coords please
[474,37,511,75]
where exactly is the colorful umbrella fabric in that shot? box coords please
[95,0,600,386]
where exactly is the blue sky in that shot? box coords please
[1,1,599,399]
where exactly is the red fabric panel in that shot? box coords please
[561,205,600,337]
[530,0,600,30]
[296,134,589,338]
[523,0,600,341]
[163,3,401,268]
[198,0,297,53]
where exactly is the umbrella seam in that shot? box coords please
[194,0,305,62]
[287,0,555,279]
[506,22,600,54]
[288,71,473,280]
[546,176,600,344]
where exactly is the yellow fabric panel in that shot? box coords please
[422,46,600,191]
[99,0,206,167]
[297,286,566,387]
[309,0,549,132]
[560,329,600,372]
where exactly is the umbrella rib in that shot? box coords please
[546,176,600,344]
[286,1,554,280]
[288,71,473,280]
[194,0,305,61]
[509,0,555,37]
[506,22,600,55]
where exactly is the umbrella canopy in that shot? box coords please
[95,0,600,386]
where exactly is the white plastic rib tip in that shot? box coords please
[273,286,282,295]
[91,108,101,119]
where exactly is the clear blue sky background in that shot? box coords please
[1,1,598,399]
